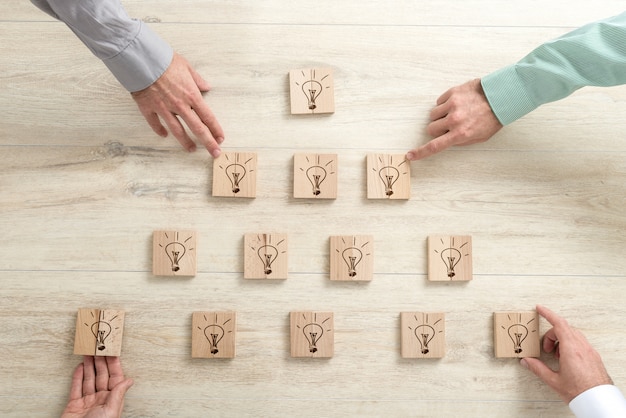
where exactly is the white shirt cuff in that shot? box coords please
[569,385,626,418]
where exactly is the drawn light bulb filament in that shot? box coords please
[508,324,529,354]
[91,321,111,351]
[441,247,461,278]
[258,245,279,275]
[415,324,435,354]
[342,247,363,277]
[165,242,186,272]
[204,324,225,355]
[378,166,400,196]
[302,80,323,110]
[306,166,327,196]
[225,163,246,193]
[302,323,324,353]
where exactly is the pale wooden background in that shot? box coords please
[2,1,626,417]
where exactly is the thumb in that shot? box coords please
[105,378,134,415]
[521,358,557,386]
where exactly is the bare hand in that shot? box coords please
[132,53,225,157]
[521,305,613,403]
[406,79,502,161]
[62,356,134,418]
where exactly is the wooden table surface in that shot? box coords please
[2,1,626,416]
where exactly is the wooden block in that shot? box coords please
[289,68,335,115]
[290,312,334,358]
[191,312,236,359]
[74,308,125,356]
[244,233,288,279]
[293,153,338,199]
[366,154,411,199]
[427,235,472,281]
[212,152,257,198]
[493,312,540,358]
[153,230,197,277]
[400,312,445,359]
[329,235,374,281]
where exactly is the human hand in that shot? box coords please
[520,305,613,403]
[61,356,134,418]
[131,53,225,157]
[406,78,502,161]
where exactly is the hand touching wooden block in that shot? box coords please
[74,308,125,356]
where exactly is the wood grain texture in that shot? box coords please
[2,1,626,417]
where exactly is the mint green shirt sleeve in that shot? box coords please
[481,11,626,125]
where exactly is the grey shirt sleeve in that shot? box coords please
[31,0,173,92]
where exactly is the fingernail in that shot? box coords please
[216,136,225,144]
[211,148,221,158]
[406,151,416,160]
[520,359,529,369]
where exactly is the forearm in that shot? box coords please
[482,11,626,125]
[31,0,173,92]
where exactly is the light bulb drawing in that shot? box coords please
[406,314,444,357]
[224,163,246,193]
[248,235,286,277]
[196,313,233,356]
[302,79,322,110]
[296,313,332,353]
[292,69,332,113]
[379,166,400,196]
[341,247,362,277]
[91,320,111,351]
[372,155,409,197]
[297,154,336,198]
[440,247,461,278]
[415,324,436,354]
[218,153,255,195]
[306,165,327,196]
[204,325,224,354]
[158,232,194,272]
[502,314,536,354]
[432,237,470,279]
[164,242,185,272]
[335,236,371,279]
[258,244,279,275]
[84,311,121,352]
[302,323,324,353]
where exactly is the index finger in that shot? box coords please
[536,305,568,328]
[178,109,222,158]
[406,132,455,161]
[436,87,453,106]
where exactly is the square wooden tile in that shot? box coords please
[401,312,445,359]
[289,68,335,115]
[290,311,334,358]
[192,312,236,359]
[366,154,411,199]
[212,152,257,198]
[293,153,338,199]
[329,235,373,281]
[74,308,125,356]
[153,230,197,277]
[427,235,472,281]
[493,311,540,358]
[244,233,288,279]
